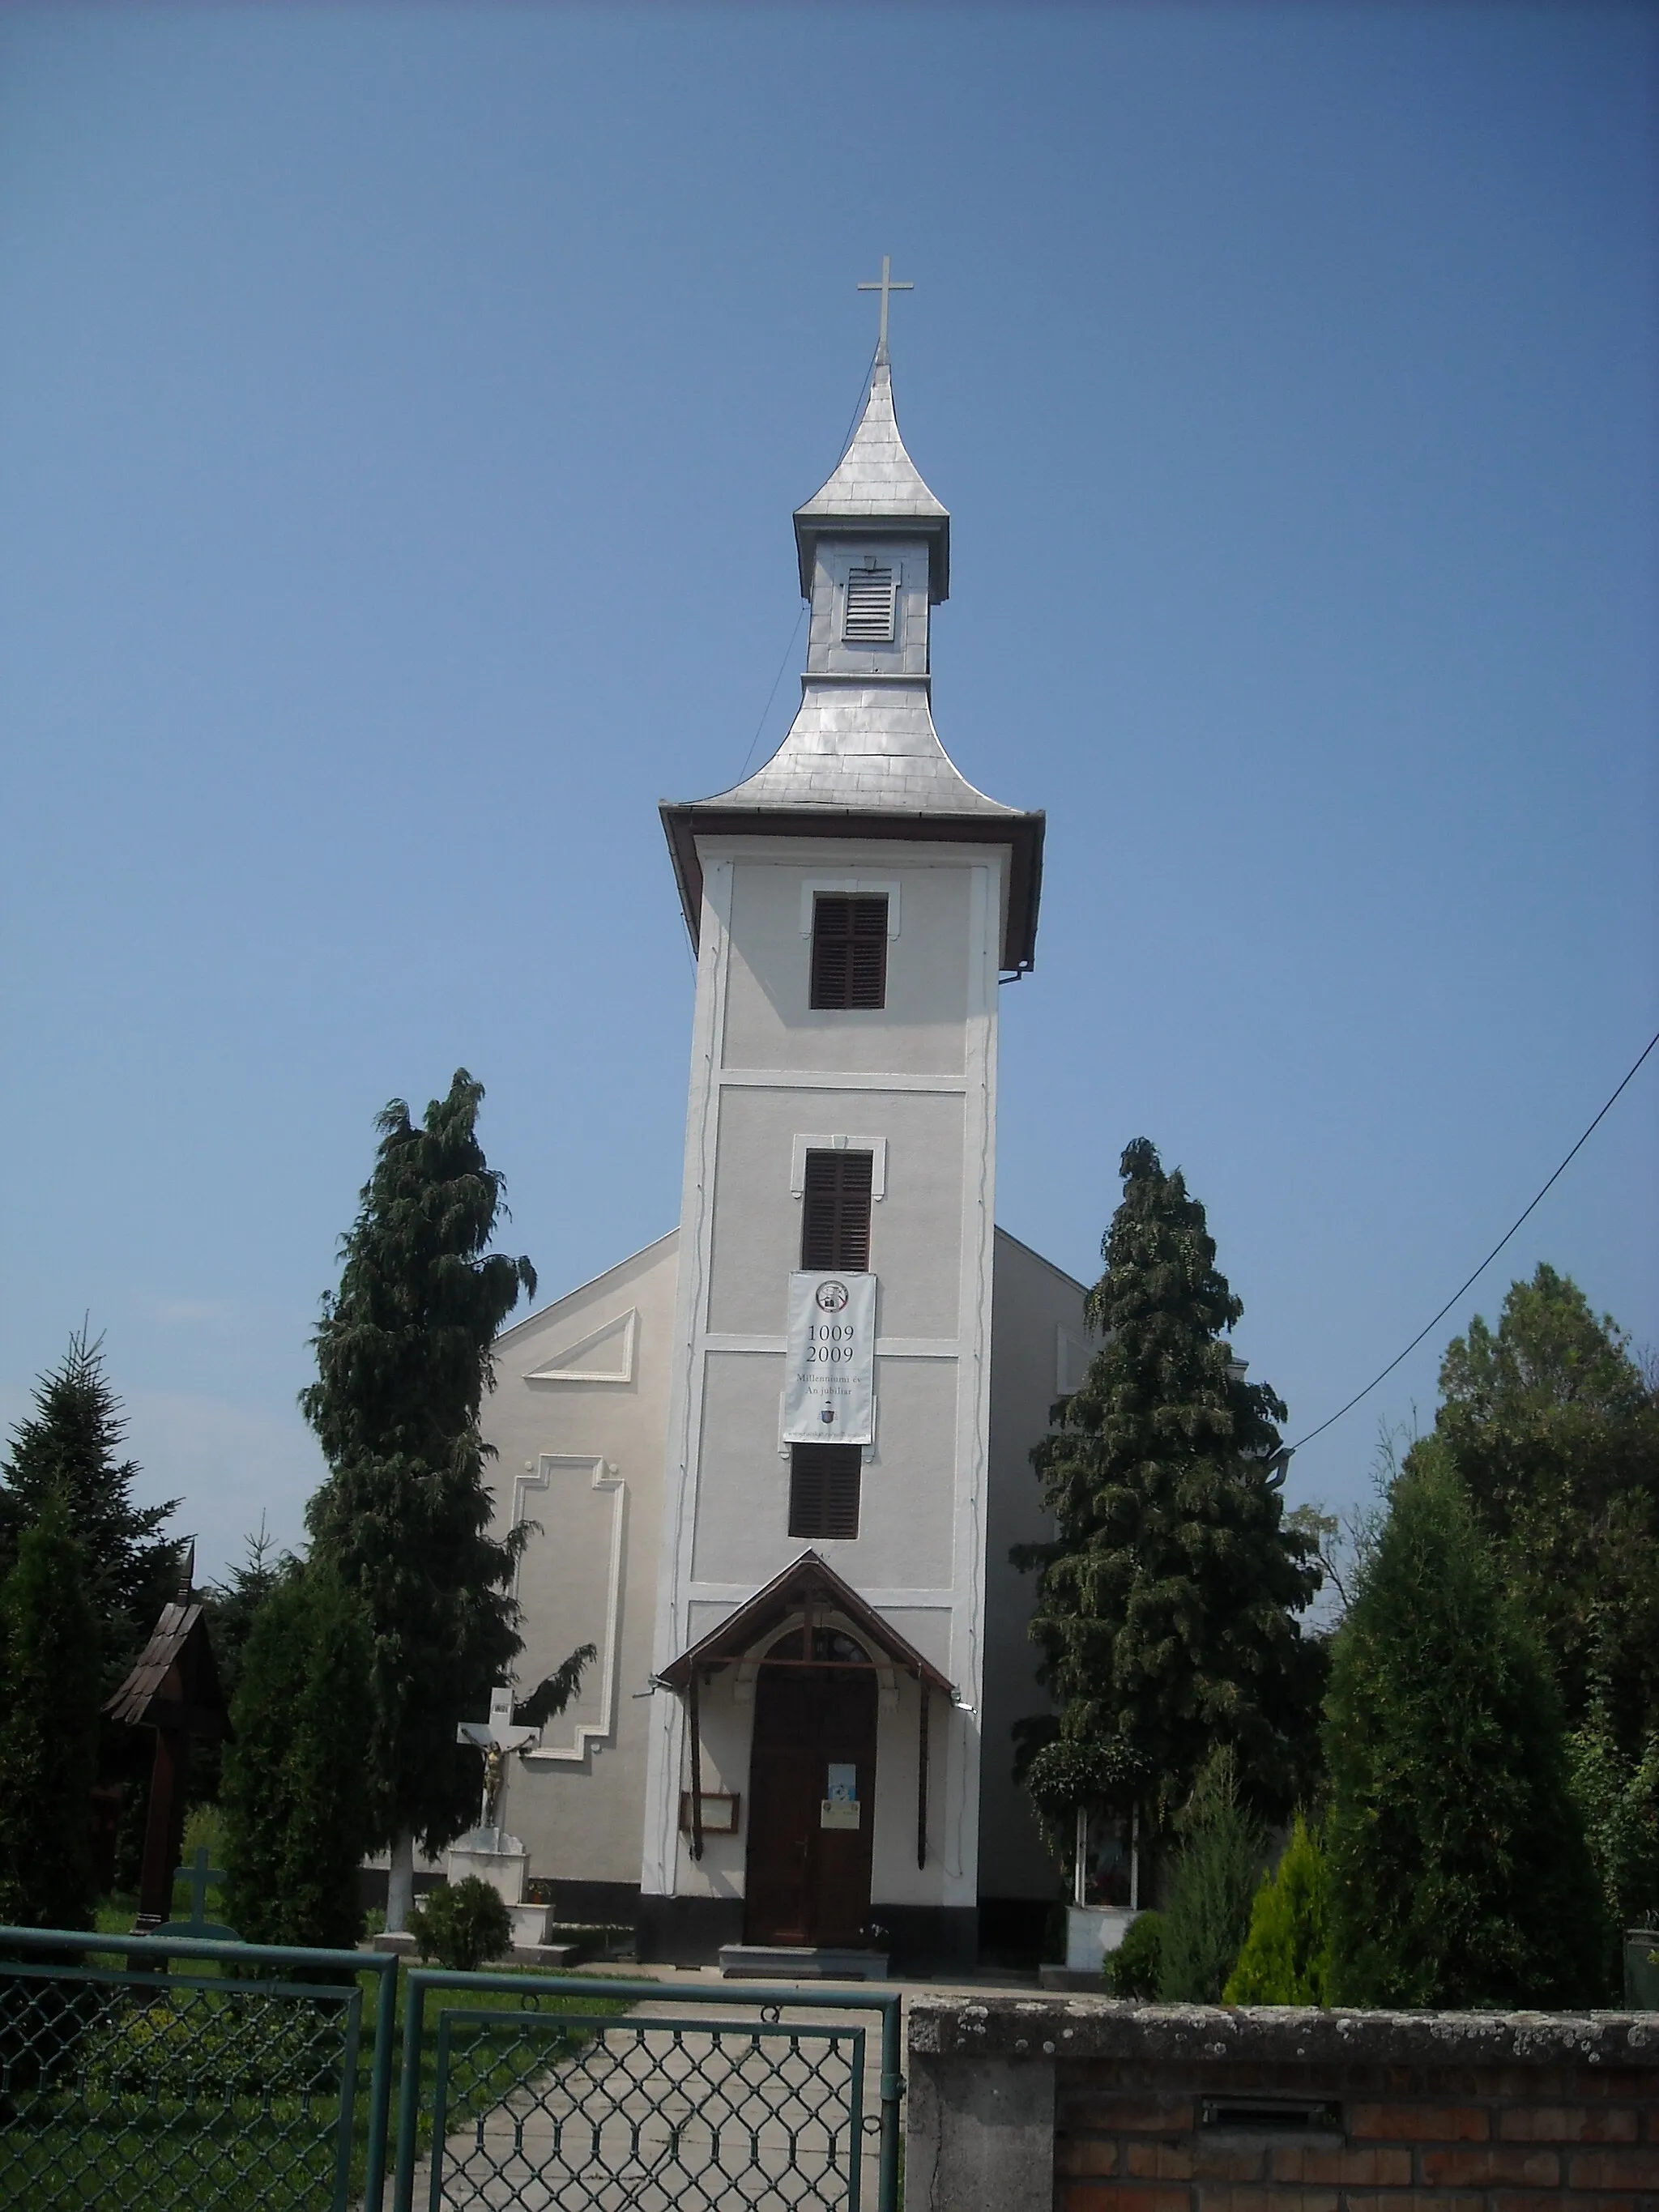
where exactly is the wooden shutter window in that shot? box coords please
[811,893,888,1010]
[843,565,896,644]
[789,1444,862,1540]
[800,1149,873,1272]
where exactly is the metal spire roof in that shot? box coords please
[698,683,1022,821]
[793,352,950,601]
[662,346,1044,971]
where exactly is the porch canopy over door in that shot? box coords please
[656,1549,955,1698]
[657,1549,955,1883]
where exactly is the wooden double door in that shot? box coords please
[744,1661,878,1948]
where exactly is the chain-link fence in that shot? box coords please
[2,1935,901,2212]
[0,1928,397,2212]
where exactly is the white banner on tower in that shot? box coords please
[782,1272,876,1446]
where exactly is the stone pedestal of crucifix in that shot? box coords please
[448,1685,551,1948]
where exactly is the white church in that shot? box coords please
[478,316,1090,1973]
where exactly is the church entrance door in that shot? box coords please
[744,1631,877,1949]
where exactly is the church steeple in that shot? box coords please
[661,328,1043,975]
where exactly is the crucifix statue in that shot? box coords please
[456,1684,539,1836]
[857,254,913,360]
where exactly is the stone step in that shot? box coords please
[512,1942,580,1969]
[718,1944,889,1982]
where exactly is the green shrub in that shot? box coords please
[1157,1750,1266,2002]
[85,1989,339,2099]
[1567,1716,1659,1938]
[1223,1814,1331,2004]
[407,1876,514,1971]
[1105,1909,1164,1997]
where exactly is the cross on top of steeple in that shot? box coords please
[857,256,913,361]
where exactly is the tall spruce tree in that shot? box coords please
[0,1327,179,1684]
[301,1071,536,1929]
[221,1564,373,1949]
[1324,1446,1605,2006]
[0,1493,103,1929]
[1015,1140,1321,1855]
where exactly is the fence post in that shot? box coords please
[363,1954,399,2212]
[879,1991,903,2212]
[391,1967,428,2212]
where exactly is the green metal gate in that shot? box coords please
[391,1969,903,2212]
[2,1933,902,2212]
[0,1927,398,2212]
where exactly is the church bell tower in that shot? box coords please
[641,307,1044,1967]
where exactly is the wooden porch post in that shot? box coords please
[687,1669,705,1862]
[915,1681,930,1869]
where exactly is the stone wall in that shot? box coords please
[905,1995,1659,2212]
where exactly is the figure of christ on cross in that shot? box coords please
[857,255,913,360]
[456,1685,540,1836]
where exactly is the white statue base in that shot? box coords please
[446,1828,550,1948]
[1066,1904,1139,1971]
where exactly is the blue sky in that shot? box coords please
[2,2,1655,1580]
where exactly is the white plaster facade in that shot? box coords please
[481,1221,1081,1937]
[476,345,1082,1963]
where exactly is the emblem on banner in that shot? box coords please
[815,1280,850,1312]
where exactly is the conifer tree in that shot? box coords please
[220,1565,373,1950]
[0,1327,178,1683]
[1223,1813,1332,2005]
[190,1524,288,1807]
[1156,1748,1267,2001]
[1422,1264,1659,1760]
[1015,1139,1321,1848]
[301,1071,536,1929]
[1324,1447,1605,2006]
[0,1493,103,1929]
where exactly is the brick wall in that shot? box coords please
[905,1997,1659,2212]
[1054,2053,1657,2212]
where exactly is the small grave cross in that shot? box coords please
[857,255,913,356]
[153,1843,240,1941]
[178,1845,223,1928]
[456,1685,540,1832]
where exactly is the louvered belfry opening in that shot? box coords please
[842,564,895,644]
[788,1443,863,1540]
[800,1149,873,1271]
[810,893,888,1010]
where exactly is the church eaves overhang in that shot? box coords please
[661,795,1044,974]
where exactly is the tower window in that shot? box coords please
[810,894,888,1010]
[801,1149,873,1271]
[789,1444,862,1540]
[842,565,895,644]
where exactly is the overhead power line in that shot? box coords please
[734,607,807,784]
[1287,1022,1659,1454]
